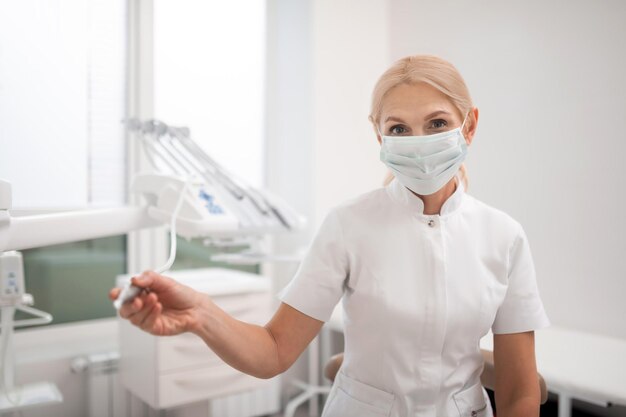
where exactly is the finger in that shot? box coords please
[139,301,162,331]
[137,290,152,305]
[109,288,121,300]
[129,273,152,289]
[142,302,162,331]
[119,296,144,319]
[131,270,174,293]
[129,294,157,326]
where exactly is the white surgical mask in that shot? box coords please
[379,116,469,195]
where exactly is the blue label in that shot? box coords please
[198,189,224,215]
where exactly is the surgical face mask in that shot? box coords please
[379,116,469,195]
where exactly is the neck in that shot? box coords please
[412,177,458,215]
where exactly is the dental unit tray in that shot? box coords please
[126,119,306,239]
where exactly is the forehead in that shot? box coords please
[380,82,458,120]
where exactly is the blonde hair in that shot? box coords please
[369,55,473,190]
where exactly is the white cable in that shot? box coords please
[154,180,188,274]
[113,179,190,310]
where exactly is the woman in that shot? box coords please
[111,55,549,417]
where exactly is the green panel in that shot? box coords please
[20,235,126,326]
[170,236,259,275]
[17,235,259,327]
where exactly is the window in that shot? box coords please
[0,0,127,208]
[153,0,266,188]
[154,0,266,270]
[1,1,266,326]
[0,0,128,325]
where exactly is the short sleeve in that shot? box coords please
[277,209,348,322]
[492,225,550,334]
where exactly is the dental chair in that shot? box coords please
[323,350,548,406]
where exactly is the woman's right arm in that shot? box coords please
[111,271,324,379]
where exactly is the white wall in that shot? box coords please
[310,0,390,223]
[388,0,626,340]
[265,0,390,402]
[265,0,317,400]
[266,0,391,312]
[267,0,390,238]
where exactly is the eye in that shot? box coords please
[429,119,448,130]
[389,125,409,135]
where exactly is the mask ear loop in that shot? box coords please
[454,112,469,193]
[376,125,384,139]
[460,112,470,132]
[454,112,471,190]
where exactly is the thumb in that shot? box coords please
[131,270,173,292]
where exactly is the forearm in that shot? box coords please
[189,295,281,379]
[496,396,540,417]
[493,332,541,417]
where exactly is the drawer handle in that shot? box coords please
[174,372,243,389]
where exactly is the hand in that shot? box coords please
[109,271,205,336]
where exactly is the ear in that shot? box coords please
[463,107,479,146]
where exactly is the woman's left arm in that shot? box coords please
[493,331,541,417]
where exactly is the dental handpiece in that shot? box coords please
[113,283,142,310]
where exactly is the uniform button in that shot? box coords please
[427,219,436,227]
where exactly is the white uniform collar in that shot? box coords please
[386,173,466,217]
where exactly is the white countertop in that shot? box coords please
[116,267,270,296]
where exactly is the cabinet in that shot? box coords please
[117,268,277,410]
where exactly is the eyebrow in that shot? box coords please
[384,110,452,124]
[424,110,452,119]
[384,116,408,124]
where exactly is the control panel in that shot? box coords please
[0,251,25,300]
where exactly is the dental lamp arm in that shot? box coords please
[0,206,161,253]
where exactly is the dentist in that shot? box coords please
[112,55,549,417]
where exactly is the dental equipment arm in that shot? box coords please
[125,119,306,233]
[1,119,306,307]
[0,206,160,253]
[0,120,305,253]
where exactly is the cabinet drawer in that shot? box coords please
[211,292,272,323]
[158,333,222,372]
[158,365,266,409]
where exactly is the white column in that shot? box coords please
[126,0,168,274]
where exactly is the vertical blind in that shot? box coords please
[0,0,126,209]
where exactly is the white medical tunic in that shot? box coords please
[278,176,550,417]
